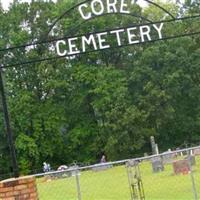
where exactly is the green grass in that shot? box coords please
[37,157,200,200]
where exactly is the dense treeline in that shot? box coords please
[0,0,200,176]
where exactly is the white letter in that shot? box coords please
[110,29,124,46]
[97,32,110,49]
[68,37,80,55]
[153,23,164,39]
[120,0,130,14]
[79,4,91,20]
[107,0,117,13]
[56,40,67,56]
[91,0,104,16]
[127,27,139,44]
[140,25,151,42]
[82,35,97,52]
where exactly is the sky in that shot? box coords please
[1,0,151,10]
[1,0,183,10]
[1,0,30,10]
[1,0,57,10]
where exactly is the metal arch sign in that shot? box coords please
[1,0,200,68]
[78,0,140,20]
[53,0,200,58]
[56,23,164,56]
[55,0,165,57]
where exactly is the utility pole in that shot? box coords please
[0,67,19,177]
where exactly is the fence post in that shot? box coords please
[187,151,198,200]
[75,167,82,200]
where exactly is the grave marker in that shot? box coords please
[185,155,196,166]
[162,153,173,164]
[151,156,164,173]
[173,159,190,175]
[92,163,112,172]
[193,148,200,156]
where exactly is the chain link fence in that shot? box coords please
[35,146,200,200]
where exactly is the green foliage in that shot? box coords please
[0,0,200,176]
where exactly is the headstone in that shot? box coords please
[68,166,80,176]
[126,160,139,168]
[162,153,173,164]
[50,165,80,179]
[144,153,148,157]
[151,156,164,173]
[57,165,68,171]
[155,144,159,155]
[173,159,190,175]
[193,148,200,156]
[162,149,176,164]
[150,136,157,155]
[185,155,196,166]
[175,148,183,157]
[92,163,112,172]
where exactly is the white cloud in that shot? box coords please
[1,0,151,10]
[1,0,29,10]
[1,0,58,10]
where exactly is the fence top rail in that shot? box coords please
[34,145,200,178]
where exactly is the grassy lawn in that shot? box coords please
[37,157,200,200]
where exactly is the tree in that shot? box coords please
[0,0,200,176]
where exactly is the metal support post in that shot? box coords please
[0,68,19,177]
[75,167,82,200]
[126,160,145,200]
[187,151,198,200]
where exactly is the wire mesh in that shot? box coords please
[79,163,130,200]
[34,146,200,200]
[140,152,194,200]
[36,169,77,200]
[191,150,200,200]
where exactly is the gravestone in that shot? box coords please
[162,149,177,164]
[68,166,80,176]
[185,155,196,166]
[162,153,173,164]
[144,153,148,157]
[126,160,140,168]
[151,156,164,173]
[175,148,183,157]
[92,163,112,172]
[50,165,80,179]
[194,148,200,156]
[150,136,159,155]
[173,159,190,175]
